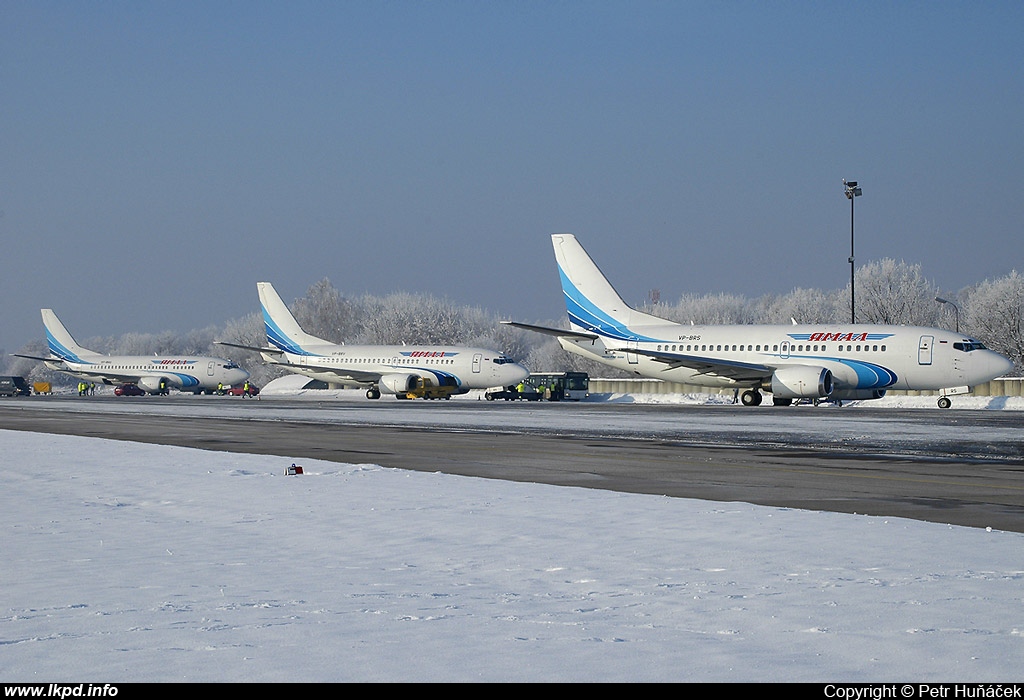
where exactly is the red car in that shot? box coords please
[114,384,146,396]
[223,384,259,397]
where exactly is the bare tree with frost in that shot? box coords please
[962,271,1023,374]
[846,258,941,326]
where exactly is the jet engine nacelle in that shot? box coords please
[378,373,421,395]
[767,365,833,399]
[137,376,171,394]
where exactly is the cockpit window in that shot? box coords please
[953,342,987,352]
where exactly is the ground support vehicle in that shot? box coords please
[525,372,590,401]
[395,377,459,400]
[0,376,31,397]
[485,386,542,401]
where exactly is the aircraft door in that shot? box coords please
[472,353,482,374]
[918,335,934,366]
[626,340,639,365]
[208,361,215,376]
[780,341,791,359]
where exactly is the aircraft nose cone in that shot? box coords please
[992,353,1014,378]
[506,363,530,384]
[972,351,1014,385]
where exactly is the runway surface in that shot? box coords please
[1,395,1023,532]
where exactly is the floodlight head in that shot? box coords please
[936,296,949,304]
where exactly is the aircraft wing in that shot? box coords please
[255,357,388,385]
[73,368,154,384]
[611,347,771,382]
[282,362,383,385]
[500,320,599,341]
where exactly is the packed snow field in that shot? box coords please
[3,420,1023,682]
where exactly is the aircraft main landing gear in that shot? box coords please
[740,390,762,406]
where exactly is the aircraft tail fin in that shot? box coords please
[551,233,666,339]
[257,282,330,354]
[41,309,102,363]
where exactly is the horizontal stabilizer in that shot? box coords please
[500,320,599,341]
[11,353,67,365]
[214,340,284,355]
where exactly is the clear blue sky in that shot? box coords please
[2,1,1022,355]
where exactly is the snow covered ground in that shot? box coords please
[3,412,1023,681]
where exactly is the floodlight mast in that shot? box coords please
[843,179,863,323]
[935,296,960,332]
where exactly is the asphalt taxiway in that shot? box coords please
[1,396,1022,532]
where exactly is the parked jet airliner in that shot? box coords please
[15,309,250,394]
[217,282,529,399]
[504,234,1014,408]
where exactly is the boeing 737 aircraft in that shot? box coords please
[217,282,529,399]
[15,309,250,394]
[504,234,1013,408]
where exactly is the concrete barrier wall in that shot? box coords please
[589,377,1024,397]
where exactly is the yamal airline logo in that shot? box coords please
[788,332,894,342]
[400,351,458,358]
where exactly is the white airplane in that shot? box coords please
[504,234,1014,408]
[217,282,529,399]
[15,309,250,394]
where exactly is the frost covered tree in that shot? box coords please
[177,325,219,356]
[847,258,941,326]
[464,320,535,363]
[962,271,1023,374]
[219,310,265,350]
[355,292,494,346]
[290,278,358,344]
[754,288,846,325]
[643,292,758,326]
